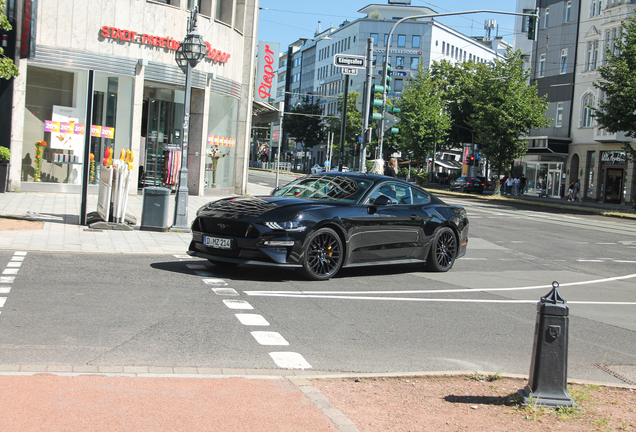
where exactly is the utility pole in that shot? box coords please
[338,76,349,171]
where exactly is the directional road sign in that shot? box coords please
[334,54,366,69]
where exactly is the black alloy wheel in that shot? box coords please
[426,227,457,272]
[300,227,343,281]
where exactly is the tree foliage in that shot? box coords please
[1,0,19,80]
[592,15,636,165]
[397,62,451,163]
[326,90,362,167]
[466,49,550,192]
[284,97,325,171]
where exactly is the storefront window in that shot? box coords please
[22,66,133,185]
[205,93,239,192]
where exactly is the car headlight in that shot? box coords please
[264,221,306,232]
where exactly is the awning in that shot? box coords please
[252,100,280,123]
[435,159,462,170]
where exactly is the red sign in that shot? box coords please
[100,26,231,64]
[258,45,276,100]
[20,0,37,59]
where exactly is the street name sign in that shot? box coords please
[334,54,366,69]
[341,67,358,75]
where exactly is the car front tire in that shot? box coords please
[425,227,457,272]
[299,227,343,281]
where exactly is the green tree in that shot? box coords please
[1,0,18,80]
[284,97,325,172]
[398,62,451,178]
[467,49,550,194]
[326,91,361,168]
[428,60,479,148]
[592,15,636,206]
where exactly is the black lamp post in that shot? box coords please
[172,7,206,231]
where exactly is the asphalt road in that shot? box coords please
[0,194,635,385]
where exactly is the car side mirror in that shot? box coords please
[373,195,392,206]
[271,187,280,195]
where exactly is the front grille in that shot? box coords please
[198,218,258,238]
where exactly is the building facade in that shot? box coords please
[2,0,258,197]
[514,0,634,205]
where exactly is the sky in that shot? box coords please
[256,0,519,50]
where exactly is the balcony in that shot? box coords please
[594,128,632,142]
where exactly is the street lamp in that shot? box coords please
[172,7,207,231]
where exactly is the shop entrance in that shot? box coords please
[603,168,624,204]
[140,87,184,189]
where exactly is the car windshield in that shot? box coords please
[272,175,373,203]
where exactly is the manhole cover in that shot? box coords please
[594,363,636,385]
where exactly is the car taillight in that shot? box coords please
[481,183,484,186]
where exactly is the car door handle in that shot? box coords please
[410,214,418,219]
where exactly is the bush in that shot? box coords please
[398,167,408,178]
[0,146,10,162]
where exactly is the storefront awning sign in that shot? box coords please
[100,26,231,64]
[601,151,626,165]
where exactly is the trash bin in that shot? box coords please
[140,187,171,232]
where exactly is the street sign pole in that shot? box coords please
[338,76,349,171]
[361,37,373,173]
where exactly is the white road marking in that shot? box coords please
[0,288,10,294]
[0,276,15,283]
[245,273,636,297]
[10,256,24,262]
[222,299,253,310]
[0,297,5,307]
[187,264,208,270]
[510,241,526,243]
[596,243,616,245]
[2,269,18,275]
[14,251,27,256]
[251,331,289,346]
[202,278,228,286]
[235,314,270,326]
[269,352,312,369]
[174,254,191,259]
[248,293,636,306]
[212,288,239,296]
[577,260,603,262]
[6,262,22,268]
[615,260,636,263]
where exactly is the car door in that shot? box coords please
[348,181,427,263]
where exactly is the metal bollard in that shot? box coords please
[520,281,577,408]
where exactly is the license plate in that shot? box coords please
[204,236,232,249]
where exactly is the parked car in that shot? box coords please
[449,176,485,193]
[310,164,323,173]
[188,172,469,281]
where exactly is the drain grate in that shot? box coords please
[594,363,636,386]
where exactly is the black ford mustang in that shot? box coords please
[188,172,469,281]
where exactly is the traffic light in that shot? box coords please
[386,105,401,115]
[527,8,539,40]
[383,64,392,92]
[467,156,475,166]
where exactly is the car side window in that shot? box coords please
[367,182,412,205]
[411,187,430,204]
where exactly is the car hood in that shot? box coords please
[196,196,336,220]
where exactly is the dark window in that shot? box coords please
[397,34,406,47]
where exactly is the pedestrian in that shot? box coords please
[519,174,527,195]
[505,176,514,195]
[501,174,508,194]
[567,179,575,201]
[574,178,581,202]
[513,177,520,196]
[384,157,398,177]
[369,159,385,175]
